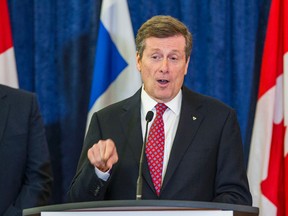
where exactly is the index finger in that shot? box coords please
[103,139,115,161]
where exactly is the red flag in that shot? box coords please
[0,0,18,88]
[248,0,288,215]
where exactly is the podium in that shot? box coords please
[23,200,259,216]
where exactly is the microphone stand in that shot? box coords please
[136,111,154,200]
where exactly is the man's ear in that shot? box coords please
[184,56,190,75]
[136,53,141,72]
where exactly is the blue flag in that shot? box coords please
[87,0,141,126]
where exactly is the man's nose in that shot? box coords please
[160,59,168,73]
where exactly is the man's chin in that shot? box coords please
[154,93,174,103]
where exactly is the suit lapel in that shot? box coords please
[0,89,9,143]
[120,92,142,163]
[119,89,155,193]
[162,87,204,190]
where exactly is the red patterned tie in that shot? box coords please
[145,103,167,196]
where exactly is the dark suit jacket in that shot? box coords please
[68,86,252,205]
[0,85,53,216]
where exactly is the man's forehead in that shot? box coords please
[145,35,185,42]
[144,37,186,52]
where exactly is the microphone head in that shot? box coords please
[146,111,154,122]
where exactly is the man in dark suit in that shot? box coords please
[68,15,252,205]
[0,84,53,216]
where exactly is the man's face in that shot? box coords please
[137,35,190,103]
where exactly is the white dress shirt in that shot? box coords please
[141,86,182,181]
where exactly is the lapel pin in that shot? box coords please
[192,116,197,120]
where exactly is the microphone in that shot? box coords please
[136,111,154,200]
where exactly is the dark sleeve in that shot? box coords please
[212,109,252,205]
[67,113,109,202]
[4,94,53,216]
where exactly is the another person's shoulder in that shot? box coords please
[0,84,38,110]
[0,84,36,103]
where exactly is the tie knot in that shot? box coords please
[155,103,167,116]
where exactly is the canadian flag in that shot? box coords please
[0,0,18,88]
[247,0,288,215]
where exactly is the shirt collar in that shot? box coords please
[141,85,182,116]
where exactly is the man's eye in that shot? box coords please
[169,56,178,61]
[152,55,160,60]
